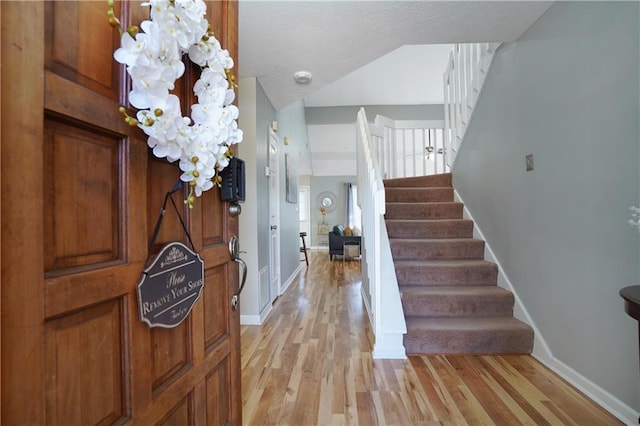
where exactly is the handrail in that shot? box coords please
[443,43,500,169]
[356,108,406,359]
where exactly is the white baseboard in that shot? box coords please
[259,303,273,324]
[361,283,373,326]
[454,190,639,426]
[280,264,302,296]
[240,315,262,325]
[241,300,273,326]
[537,352,639,425]
[240,265,302,326]
[373,332,407,360]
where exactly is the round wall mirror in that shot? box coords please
[316,191,337,213]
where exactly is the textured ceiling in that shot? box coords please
[238,1,554,110]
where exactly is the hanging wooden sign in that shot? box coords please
[137,241,204,328]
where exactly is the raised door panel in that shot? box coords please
[45,300,126,425]
[203,264,230,348]
[150,322,192,392]
[206,359,230,425]
[157,395,193,425]
[43,119,121,273]
[45,1,120,100]
[201,186,225,247]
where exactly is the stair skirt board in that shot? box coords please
[452,189,550,357]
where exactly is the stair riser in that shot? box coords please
[386,220,474,239]
[385,188,453,203]
[395,264,498,286]
[386,203,463,220]
[384,173,452,188]
[390,240,484,260]
[402,294,514,317]
[404,328,534,354]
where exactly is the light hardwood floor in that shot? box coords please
[241,250,622,425]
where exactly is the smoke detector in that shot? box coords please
[293,71,312,84]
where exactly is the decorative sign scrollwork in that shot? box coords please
[137,242,204,328]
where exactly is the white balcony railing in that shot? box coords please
[365,44,499,183]
[444,43,500,168]
[370,115,446,179]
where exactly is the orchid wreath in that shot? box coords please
[108,0,243,208]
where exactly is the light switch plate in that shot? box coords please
[525,154,534,171]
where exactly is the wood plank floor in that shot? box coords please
[241,250,622,425]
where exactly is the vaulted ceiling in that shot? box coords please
[238,1,554,110]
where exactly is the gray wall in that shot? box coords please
[238,77,275,320]
[309,176,357,246]
[255,80,274,289]
[277,101,312,285]
[453,1,639,411]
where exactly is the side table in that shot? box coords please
[317,223,330,247]
[343,241,360,262]
[620,285,640,370]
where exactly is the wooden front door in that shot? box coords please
[1,1,241,424]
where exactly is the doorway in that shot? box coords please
[298,185,311,258]
[268,128,281,302]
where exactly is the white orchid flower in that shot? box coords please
[112,0,242,204]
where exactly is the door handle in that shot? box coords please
[270,225,277,230]
[229,235,247,311]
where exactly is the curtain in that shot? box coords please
[344,183,362,234]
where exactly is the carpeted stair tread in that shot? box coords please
[404,317,534,354]
[390,238,485,260]
[394,259,498,286]
[384,172,533,355]
[385,187,454,203]
[394,259,497,266]
[386,219,474,239]
[384,173,452,188]
[385,202,463,220]
[400,286,514,317]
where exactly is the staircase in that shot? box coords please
[384,173,534,354]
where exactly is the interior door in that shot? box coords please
[298,185,311,247]
[268,128,281,301]
[1,1,241,424]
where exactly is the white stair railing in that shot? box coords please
[356,107,406,359]
[443,43,500,168]
[370,115,446,180]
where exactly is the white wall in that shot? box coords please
[307,123,358,176]
[453,1,639,418]
[304,44,453,107]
